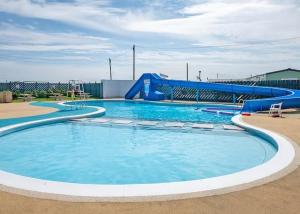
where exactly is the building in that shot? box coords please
[246,68,300,81]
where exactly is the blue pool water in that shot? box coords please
[69,100,234,124]
[0,122,276,184]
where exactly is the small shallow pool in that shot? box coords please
[1,100,294,201]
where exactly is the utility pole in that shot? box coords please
[109,58,112,80]
[133,44,135,80]
[186,62,189,81]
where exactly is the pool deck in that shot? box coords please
[0,102,57,119]
[0,102,299,214]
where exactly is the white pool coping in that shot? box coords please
[0,109,297,202]
[0,102,105,137]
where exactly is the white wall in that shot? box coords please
[102,80,137,98]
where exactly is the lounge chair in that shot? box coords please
[269,102,283,117]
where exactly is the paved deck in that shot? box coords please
[0,102,56,119]
[0,102,100,128]
[0,104,299,214]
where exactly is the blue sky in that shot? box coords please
[0,0,300,81]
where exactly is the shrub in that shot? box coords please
[37,90,47,98]
[12,91,20,99]
[32,90,39,98]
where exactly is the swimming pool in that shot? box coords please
[0,100,295,201]
[0,122,276,184]
[67,100,235,124]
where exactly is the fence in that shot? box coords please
[0,81,103,98]
[1,80,299,102]
[156,80,300,102]
[215,80,300,90]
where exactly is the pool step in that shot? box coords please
[73,118,244,132]
[223,125,244,131]
[111,119,133,124]
[91,118,111,123]
[137,121,159,126]
[192,124,214,129]
[71,118,89,122]
[164,122,185,128]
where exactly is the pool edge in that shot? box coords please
[0,110,298,202]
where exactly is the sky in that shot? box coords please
[0,0,300,82]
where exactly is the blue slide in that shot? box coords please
[125,73,300,112]
[125,73,165,100]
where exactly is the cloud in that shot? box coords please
[0,0,300,81]
[0,0,148,34]
[0,23,112,52]
[126,0,300,43]
[1,0,299,44]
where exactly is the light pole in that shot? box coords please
[186,62,189,81]
[109,58,112,80]
[133,44,135,80]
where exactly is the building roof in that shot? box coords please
[265,68,300,75]
[246,68,300,80]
